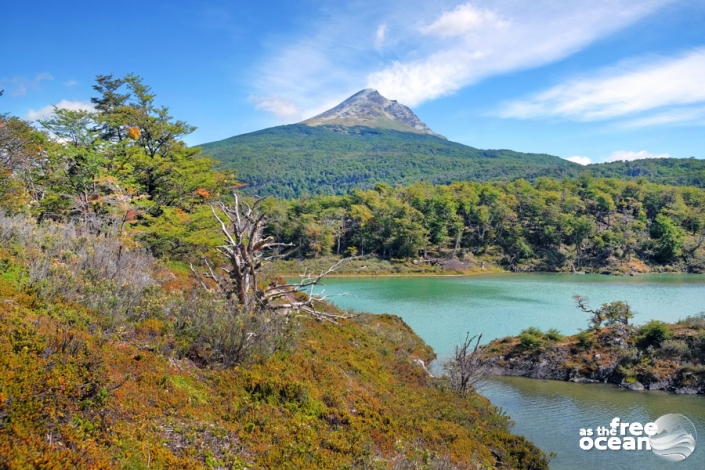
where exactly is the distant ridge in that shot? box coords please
[302,89,445,139]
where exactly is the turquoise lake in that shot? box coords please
[313,274,705,469]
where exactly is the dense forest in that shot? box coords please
[261,178,705,274]
[202,124,580,198]
[201,124,705,199]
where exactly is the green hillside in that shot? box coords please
[587,158,705,187]
[201,124,705,198]
[202,124,580,198]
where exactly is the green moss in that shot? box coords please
[169,376,210,405]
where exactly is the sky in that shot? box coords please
[2,0,705,165]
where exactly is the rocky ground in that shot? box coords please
[479,320,705,395]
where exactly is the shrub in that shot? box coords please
[637,320,672,349]
[545,328,565,342]
[678,312,705,330]
[616,365,637,382]
[0,212,159,329]
[517,327,564,351]
[659,339,690,357]
[173,291,294,367]
[575,330,595,349]
[618,347,640,365]
[519,328,545,351]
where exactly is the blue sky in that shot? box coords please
[3,0,705,164]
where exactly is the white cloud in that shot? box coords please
[605,150,670,163]
[64,79,78,87]
[375,23,387,48]
[249,0,674,117]
[250,95,302,121]
[367,0,674,106]
[25,100,94,121]
[499,48,705,122]
[419,4,509,38]
[1,72,54,97]
[621,106,705,128]
[246,2,400,121]
[566,156,592,165]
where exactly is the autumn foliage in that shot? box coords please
[0,214,550,469]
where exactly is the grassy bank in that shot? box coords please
[0,216,550,469]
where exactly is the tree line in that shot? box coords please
[262,178,705,273]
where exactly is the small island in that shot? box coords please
[479,299,705,395]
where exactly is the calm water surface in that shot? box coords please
[315,274,705,470]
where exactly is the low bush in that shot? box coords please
[518,327,565,351]
[173,291,295,368]
[575,330,596,349]
[678,312,705,330]
[519,328,545,351]
[545,328,565,342]
[637,320,672,348]
[659,339,690,357]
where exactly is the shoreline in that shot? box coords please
[277,270,705,278]
[483,366,705,396]
[478,322,705,396]
[271,257,703,278]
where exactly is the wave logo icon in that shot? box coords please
[649,413,697,461]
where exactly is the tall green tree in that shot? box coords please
[650,213,685,263]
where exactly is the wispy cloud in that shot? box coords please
[367,0,674,105]
[419,3,509,38]
[249,0,674,118]
[25,100,94,121]
[499,48,705,122]
[605,150,670,162]
[247,2,397,121]
[249,95,302,121]
[621,105,705,128]
[375,23,387,49]
[0,72,54,97]
[64,79,78,87]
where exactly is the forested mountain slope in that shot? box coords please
[201,127,705,199]
[202,124,579,198]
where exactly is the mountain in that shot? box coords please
[201,90,582,198]
[200,90,705,198]
[302,88,445,139]
[202,124,581,198]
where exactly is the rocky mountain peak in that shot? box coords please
[302,89,445,139]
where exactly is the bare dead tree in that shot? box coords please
[444,332,486,395]
[574,295,634,329]
[191,193,353,322]
[573,295,604,329]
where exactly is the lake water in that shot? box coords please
[314,274,705,469]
